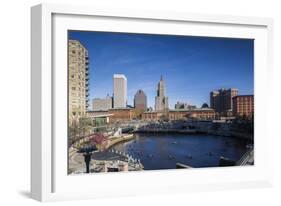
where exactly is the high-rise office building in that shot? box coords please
[68,40,89,124]
[134,90,147,110]
[155,76,169,111]
[113,74,127,108]
[92,94,113,111]
[210,90,219,112]
[210,88,238,114]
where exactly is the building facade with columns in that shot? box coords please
[142,108,215,121]
[92,94,113,111]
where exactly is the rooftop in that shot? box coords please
[113,74,127,80]
[233,95,254,98]
[91,114,114,118]
[87,110,109,113]
[169,108,214,112]
[109,107,133,110]
[143,108,215,113]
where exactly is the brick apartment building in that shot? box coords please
[232,95,254,118]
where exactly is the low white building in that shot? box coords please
[92,94,113,111]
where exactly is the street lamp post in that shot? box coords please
[78,145,97,173]
[83,152,92,173]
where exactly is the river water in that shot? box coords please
[112,133,250,170]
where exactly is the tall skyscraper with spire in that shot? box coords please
[155,75,169,111]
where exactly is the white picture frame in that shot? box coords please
[31,3,274,202]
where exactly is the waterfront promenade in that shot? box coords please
[106,134,134,149]
[68,133,142,174]
[134,120,253,140]
[69,148,143,174]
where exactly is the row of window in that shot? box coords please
[234,105,253,108]
[71,86,88,91]
[71,112,85,116]
[70,74,87,81]
[70,101,87,105]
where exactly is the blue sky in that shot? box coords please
[69,31,254,109]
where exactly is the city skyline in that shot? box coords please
[68,31,254,109]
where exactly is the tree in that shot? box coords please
[90,133,108,150]
[69,116,93,146]
[133,109,145,120]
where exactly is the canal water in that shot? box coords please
[112,133,250,170]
